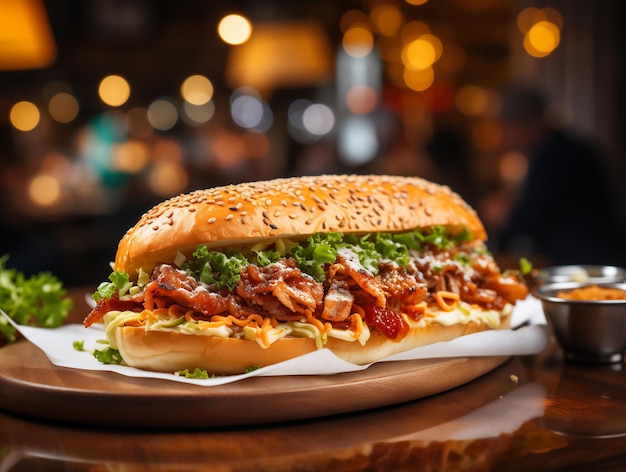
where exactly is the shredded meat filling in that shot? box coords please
[84,245,528,338]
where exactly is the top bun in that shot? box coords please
[115,175,486,276]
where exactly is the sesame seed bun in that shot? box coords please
[115,174,485,277]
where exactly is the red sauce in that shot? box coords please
[363,304,409,341]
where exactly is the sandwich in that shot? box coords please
[84,174,528,374]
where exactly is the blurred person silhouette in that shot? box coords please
[495,85,626,267]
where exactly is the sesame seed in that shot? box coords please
[226,214,234,221]
[289,213,297,219]
[269,224,278,230]
[240,211,248,216]
[208,217,216,224]
[265,199,272,206]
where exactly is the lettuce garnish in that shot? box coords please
[93,271,131,302]
[93,226,473,299]
[183,246,248,291]
[0,255,73,342]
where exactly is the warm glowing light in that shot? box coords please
[218,14,252,45]
[111,140,149,173]
[98,75,130,107]
[402,37,436,70]
[370,4,404,37]
[148,161,188,197]
[342,27,374,58]
[421,34,443,62]
[181,74,214,105]
[225,22,332,92]
[28,173,60,206]
[403,66,434,91]
[345,84,378,115]
[0,0,57,70]
[147,98,178,131]
[525,21,560,57]
[48,92,79,123]
[405,0,428,5]
[500,151,528,184]
[10,100,40,131]
[455,85,489,116]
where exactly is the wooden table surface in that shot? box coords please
[1,289,625,471]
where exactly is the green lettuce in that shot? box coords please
[183,245,248,291]
[0,255,73,342]
[92,271,130,302]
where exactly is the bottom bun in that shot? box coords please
[115,315,511,375]
[325,315,511,365]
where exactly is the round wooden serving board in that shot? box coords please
[0,341,508,428]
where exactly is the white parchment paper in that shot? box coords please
[0,296,548,386]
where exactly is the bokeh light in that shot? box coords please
[218,14,252,45]
[340,9,369,33]
[524,21,560,57]
[302,103,335,136]
[342,27,374,58]
[181,100,215,126]
[28,173,61,207]
[403,66,434,91]
[98,75,131,107]
[111,140,149,173]
[370,4,404,37]
[456,85,489,116]
[148,161,188,197]
[9,100,40,131]
[338,116,378,166]
[345,84,378,115]
[500,151,528,184]
[181,75,214,105]
[230,90,273,132]
[48,92,79,123]
[147,98,179,131]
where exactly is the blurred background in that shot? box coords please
[1,0,625,286]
